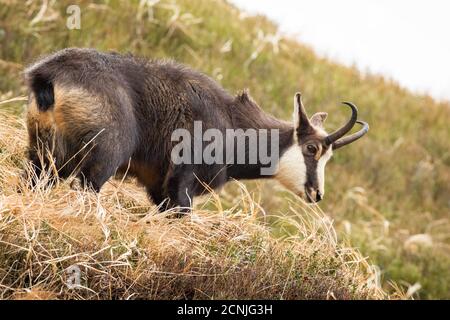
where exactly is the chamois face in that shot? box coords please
[276,93,333,203]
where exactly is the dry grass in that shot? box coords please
[3,0,448,299]
[0,108,387,300]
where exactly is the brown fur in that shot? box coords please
[24,48,366,213]
[24,48,296,212]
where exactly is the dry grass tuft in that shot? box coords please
[2,0,449,298]
[0,109,387,299]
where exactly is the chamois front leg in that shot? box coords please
[165,166,196,217]
[78,163,114,192]
[78,144,128,193]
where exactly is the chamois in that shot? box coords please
[24,48,368,214]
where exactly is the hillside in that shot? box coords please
[0,110,385,299]
[0,0,449,299]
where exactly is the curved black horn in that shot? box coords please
[325,102,358,145]
[332,120,369,150]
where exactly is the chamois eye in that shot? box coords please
[306,144,317,154]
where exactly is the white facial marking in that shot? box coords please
[275,145,306,196]
[317,146,333,196]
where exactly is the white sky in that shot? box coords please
[229,0,450,102]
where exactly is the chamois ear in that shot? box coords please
[310,112,328,127]
[293,92,312,135]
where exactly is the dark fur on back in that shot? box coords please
[24,48,294,212]
[29,73,54,111]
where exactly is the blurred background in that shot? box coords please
[231,0,450,101]
[0,0,449,299]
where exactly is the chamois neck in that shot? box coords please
[278,122,296,155]
[259,117,296,154]
[251,111,296,156]
[229,94,295,153]
[226,107,296,180]
[237,111,296,159]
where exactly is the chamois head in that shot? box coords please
[276,93,369,203]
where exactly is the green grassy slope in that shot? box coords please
[1,0,449,298]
